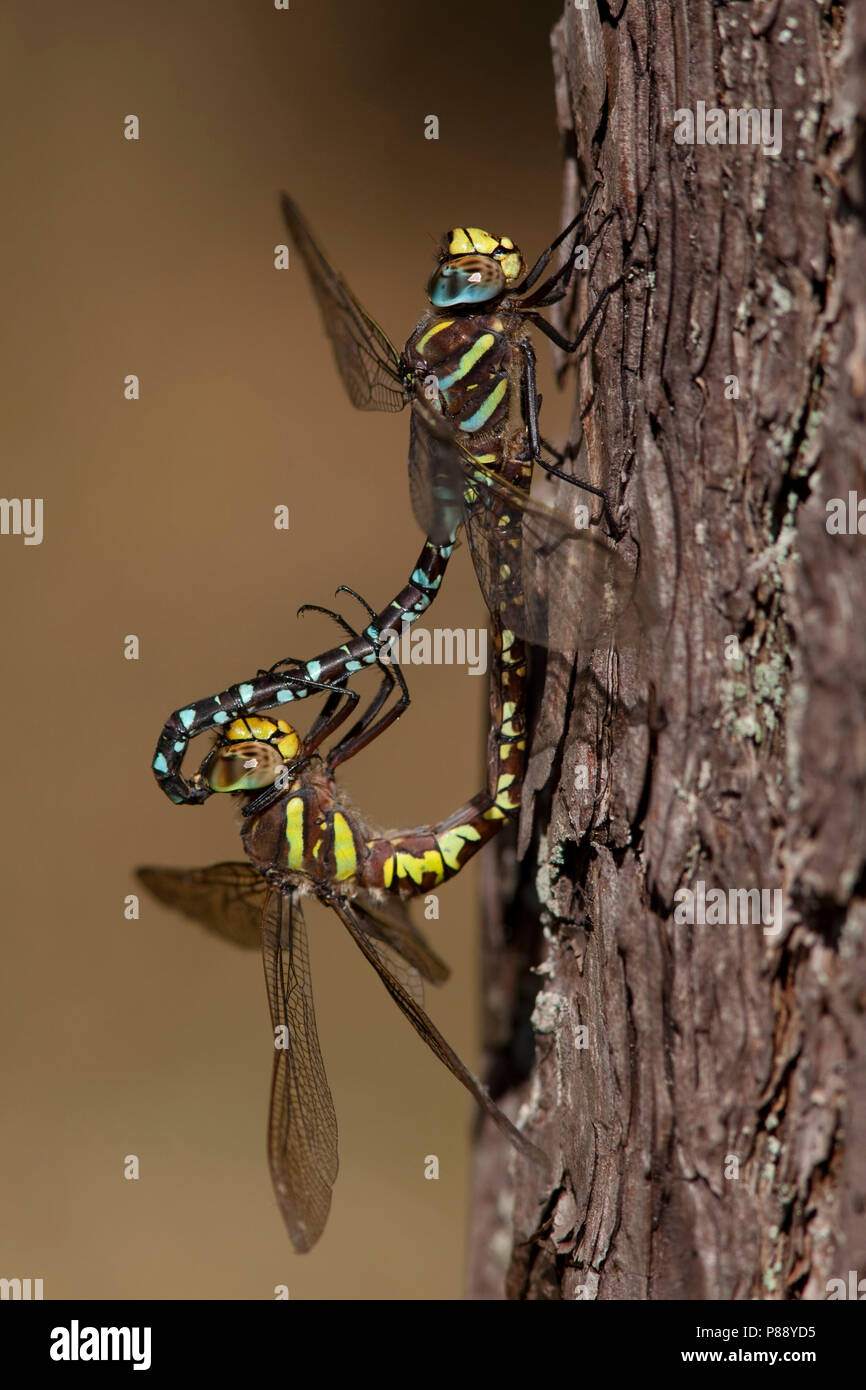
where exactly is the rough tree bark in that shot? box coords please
[468,0,866,1301]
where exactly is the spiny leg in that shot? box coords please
[239,610,373,819]
[514,182,601,296]
[518,331,614,521]
[317,587,411,773]
[525,268,624,357]
[252,651,360,755]
[520,210,617,311]
[295,596,382,752]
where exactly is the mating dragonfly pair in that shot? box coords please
[140,189,652,1251]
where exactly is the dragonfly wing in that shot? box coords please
[462,462,660,653]
[352,889,451,989]
[281,193,407,412]
[136,862,265,948]
[262,887,338,1254]
[350,922,428,1009]
[407,396,468,545]
[406,392,661,653]
[331,895,548,1171]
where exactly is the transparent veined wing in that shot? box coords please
[136,862,265,948]
[262,887,338,1254]
[409,396,659,653]
[463,466,659,653]
[331,896,548,1170]
[406,394,467,546]
[281,193,408,412]
[351,888,450,998]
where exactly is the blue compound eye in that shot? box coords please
[427,255,506,307]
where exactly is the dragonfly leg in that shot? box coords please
[519,339,614,520]
[324,586,411,773]
[518,209,617,312]
[515,182,601,295]
[240,594,401,820]
[525,272,623,358]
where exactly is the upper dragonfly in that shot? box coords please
[281,192,647,656]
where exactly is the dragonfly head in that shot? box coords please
[427,227,525,308]
[204,717,301,793]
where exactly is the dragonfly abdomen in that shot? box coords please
[364,812,494,896]
[359,622,527,898]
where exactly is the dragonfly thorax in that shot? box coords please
[205,716,301,793]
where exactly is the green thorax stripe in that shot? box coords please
[437,333,495,390]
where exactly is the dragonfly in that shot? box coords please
[279,190,641,639]
[139,598,543,1252]
[151,191,653,807]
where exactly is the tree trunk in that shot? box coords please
[468,0,866,1301]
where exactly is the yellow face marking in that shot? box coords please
[276,730,301,761]
[447,228,475,255]
[416,319,454,353]
[226,715,297,750]
[331,812,358,882]
[226,717,268,741]
[284,796,306,871]
[501,251,522,283]
[463,227,498,254]
[443,233,521,278]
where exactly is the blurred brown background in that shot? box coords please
[0,0,567,1299]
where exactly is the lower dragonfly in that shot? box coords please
[139,596,542,1252]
